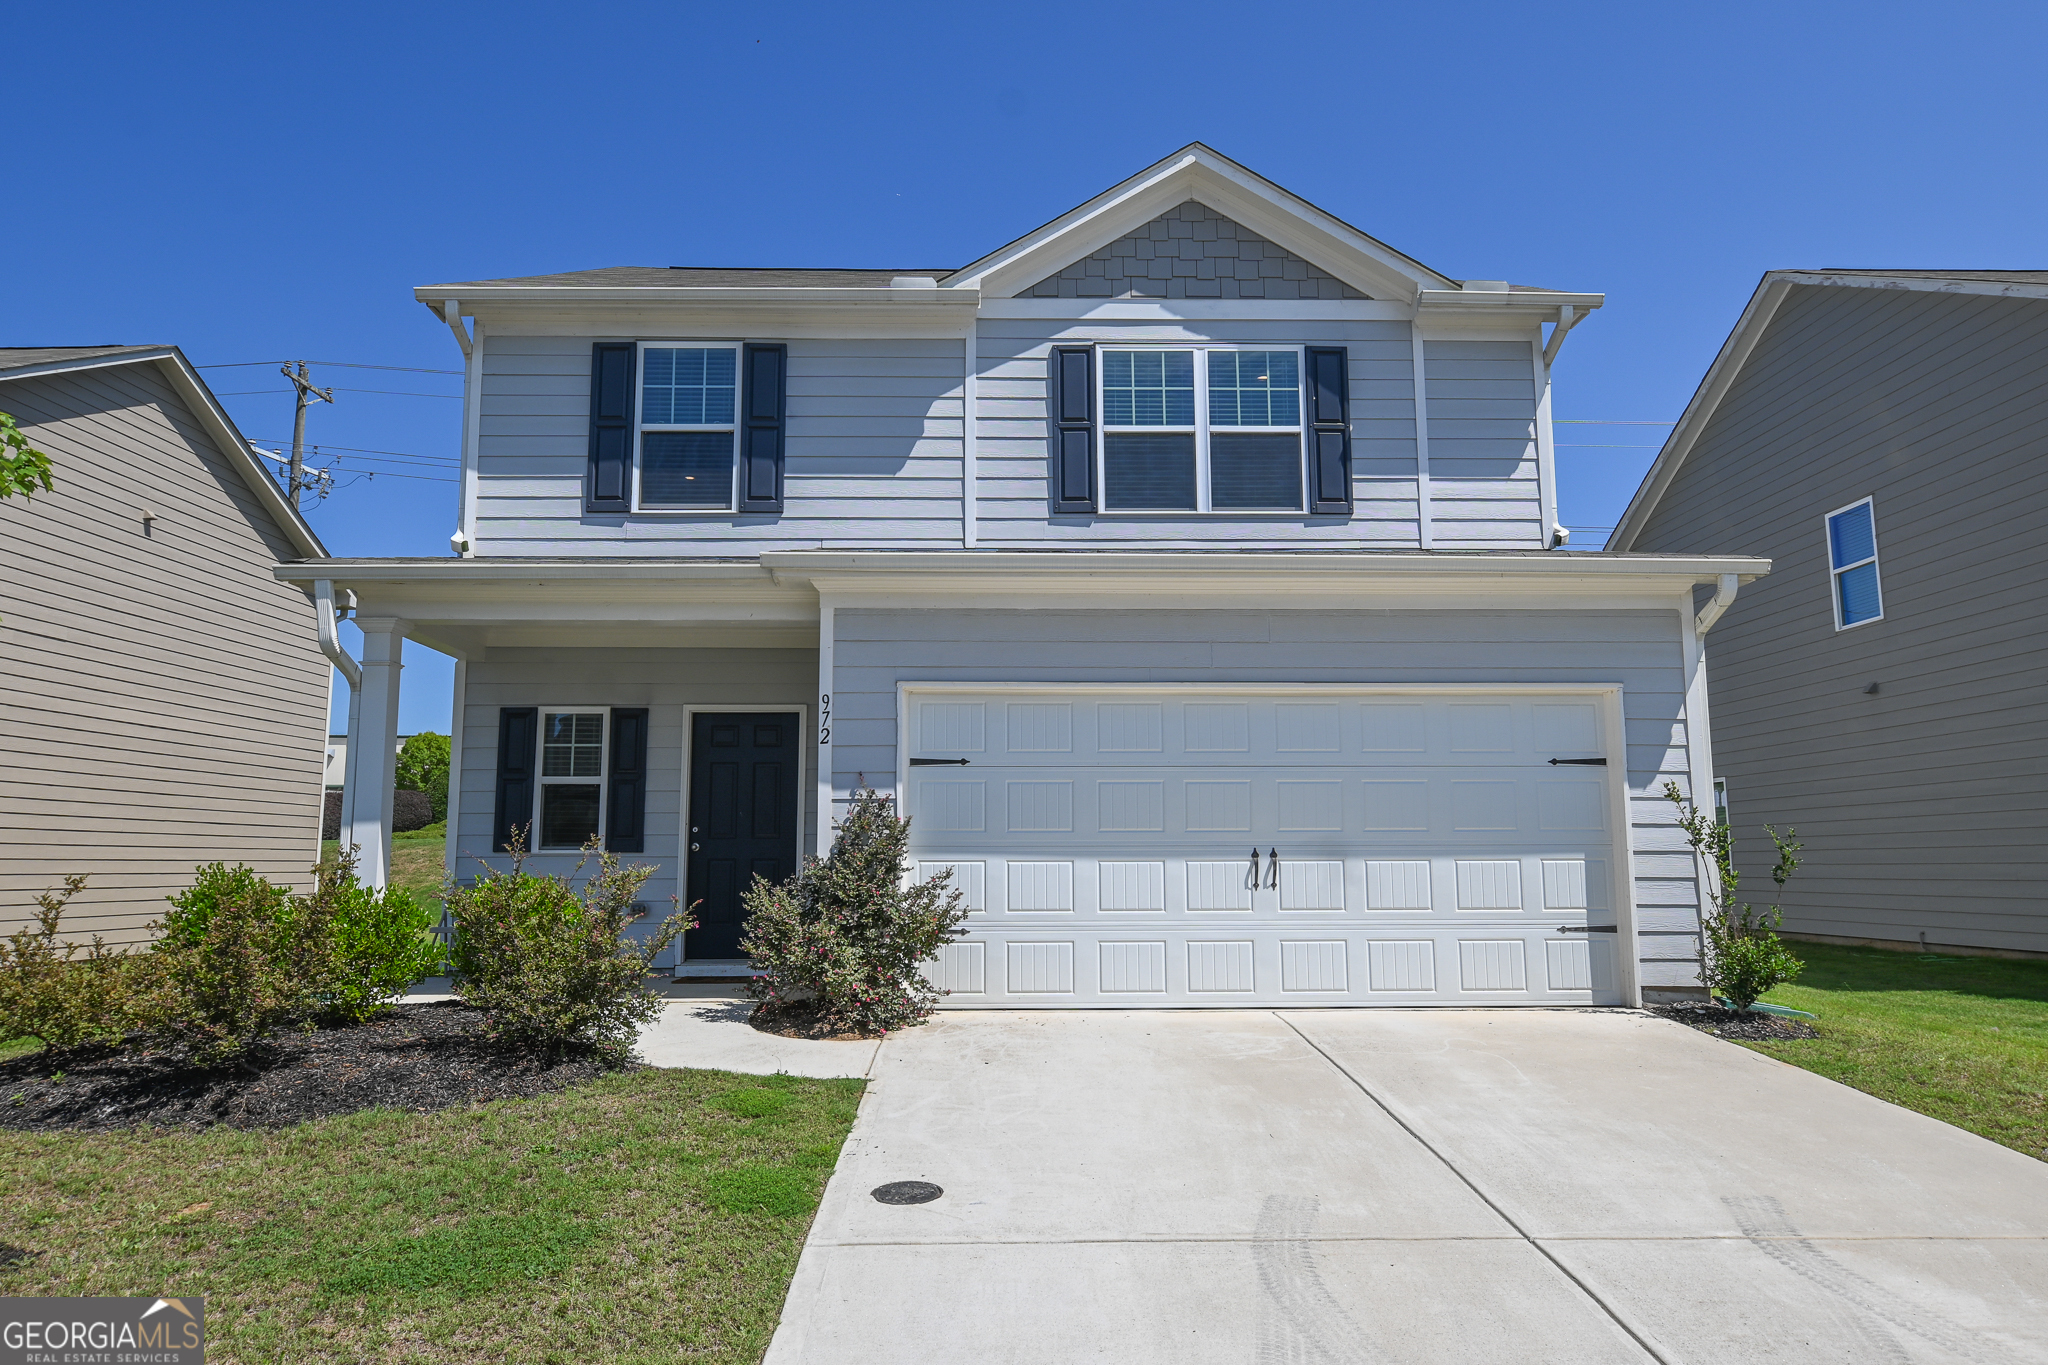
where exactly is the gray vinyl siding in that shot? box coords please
[455,647,818,959]
[1629,283,2048,954]
[825,607,1702,990]
[474,335,966,554]
[1018,202,1371,301]
[470,319,1551,556]
[0,363,328,946]
[1425,340,1543,549]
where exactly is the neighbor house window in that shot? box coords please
[1099,347,1304,512]
[1825,498,1883,629]
[637,344,738,510]
[537,711,607,848]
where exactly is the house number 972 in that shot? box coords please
[819,693,830,746]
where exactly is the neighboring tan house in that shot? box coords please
[288,145,1767,1004]
[1611,271,2048,959]
[0,346,330,946]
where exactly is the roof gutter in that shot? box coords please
[1695,573,1740,635]
[313,579,361,689]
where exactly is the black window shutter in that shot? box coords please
[492,707,539,854]
[587,343,635,513]
[739,343,787,513]
[1049,345,1097,513]
[1305,346,1352,515]
[606,707,650,853]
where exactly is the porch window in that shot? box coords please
[1099,347,1304,512]
[637,345,738,510]
[537,711,606,848]
[1825,497,1883,629]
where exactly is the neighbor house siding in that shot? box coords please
[0,363,327,945]
[473,334,966,554]
[1628,283,2048,954]
[825,607,1702,991]
[455,647,819,956]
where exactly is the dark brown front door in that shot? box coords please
[685,712,800,959]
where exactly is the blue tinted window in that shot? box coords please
[1102,350,1195,427]
[642,347,736,426]
[1837,561,1882,626]
[1207,351,1300,427]
[1828,501,1875,568]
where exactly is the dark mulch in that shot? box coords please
[1654,1003,1820,1042]
[747,998,880,1042]
[0,1003,615,1134]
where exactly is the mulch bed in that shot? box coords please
[1653,1003,1820,1042]
[0,1002,615,1134]
[747,998,880,1042]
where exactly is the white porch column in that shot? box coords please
[346,616,408,887]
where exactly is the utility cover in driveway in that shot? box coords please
[904,687,1626,1006]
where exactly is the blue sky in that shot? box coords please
[10,0,2044,734]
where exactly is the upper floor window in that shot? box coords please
[1100,347,1304,512]
[1826,497,1883,629]
[538,710,607,848]
[637,344,738,510]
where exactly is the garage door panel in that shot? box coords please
[906,688,1626,1007]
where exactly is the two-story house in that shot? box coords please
[1612,270,2048,959]
[284,146,1767,1007]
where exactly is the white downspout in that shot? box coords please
[1695,573,1741,635]
[314,579,364,855]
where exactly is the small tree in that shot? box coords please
[395,732,452,822]
[0,412,55,502]
[741,786,970,1035]
[445,833,688,1064]
[1664,781,1804,1011]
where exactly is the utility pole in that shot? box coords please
[280,361,335,507]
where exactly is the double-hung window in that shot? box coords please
[636,344,738,510]
[1825,497,1883,629]
[537,710,607,849]
[1100,347,1305,512]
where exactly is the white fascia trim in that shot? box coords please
[761,549,1768,583]
[414,285,981,308]
[946,148,1458,301]
[979,299,1414,321]
[1608,275,1794,550]
[1417,290,1607,313]
[274,560,778,584]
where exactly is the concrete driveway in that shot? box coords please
[763,1009,2048,1364]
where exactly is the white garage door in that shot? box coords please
[903,686,1630,1007]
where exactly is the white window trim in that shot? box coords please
[1824,495,1884,631]
[535,705,610,850]
[633,340,742,515]
[1096,344,1307,515]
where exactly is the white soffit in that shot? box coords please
[944,145,1460,303]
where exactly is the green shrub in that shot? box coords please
[741,786,970,1036]
[0,875,141,1050]
[314,847,445,1024]
[1664,781,1806,1011]
[150,864,332,1067]
[445,834,687,1064]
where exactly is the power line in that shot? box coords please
[1557,443,1663,449]
[248,438,458,465]
[197,359,464,375]
[1555,419,1675,425]
[216,386,460,399]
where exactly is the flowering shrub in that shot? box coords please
[741,786,970,1035]
[1664,781,1805,1011]
[0,875,141,1050]
[445,833,689,1064]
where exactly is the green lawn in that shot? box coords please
[325,822,448,913]
[0,1068,863,1363]
[1749,942,2048,1161]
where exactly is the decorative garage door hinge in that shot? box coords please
[909,757,972,766]
[1547,757,1608,765]
[1555,925,1619,933]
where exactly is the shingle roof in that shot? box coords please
[1805,269,2048,285]
[423,266,956,290]
[0,345,167,373]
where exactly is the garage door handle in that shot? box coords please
[1266,848,1279,889]
[1556,925,1618,933]
[1248,848,1262,884]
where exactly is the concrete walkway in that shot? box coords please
[764,1009,2048,1364]
[634,986,879,1078]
